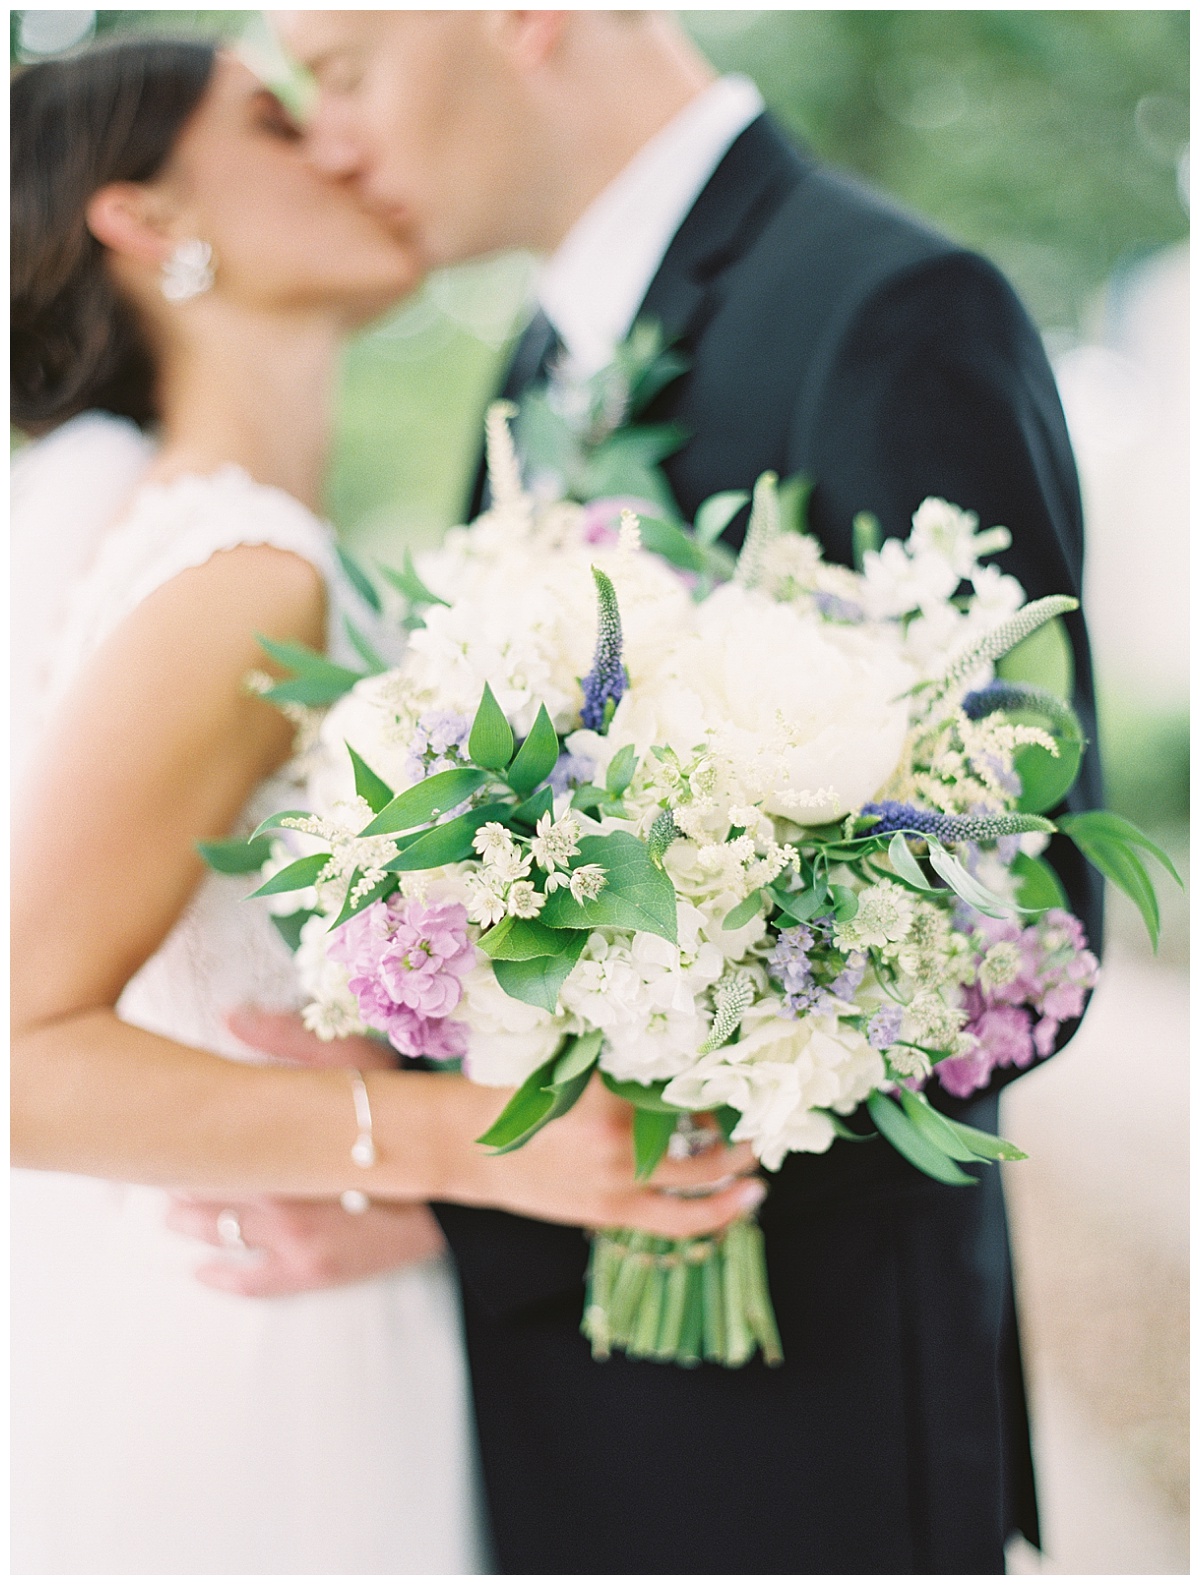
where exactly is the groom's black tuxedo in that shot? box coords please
[438,114,1101,1573]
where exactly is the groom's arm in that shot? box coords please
[799,247,1103,1080]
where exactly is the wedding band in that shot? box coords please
[216,1208,248,1251]
[658,1172,738,1201]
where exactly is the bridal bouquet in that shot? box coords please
[210,406,1175,1369]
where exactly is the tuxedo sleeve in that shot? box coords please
[800,248,1103,1082]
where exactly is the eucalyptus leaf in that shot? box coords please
[196,835,273,874]
[866,1092,977,1186]
[249,852,329,898]
[361,767,486,837]
[506,703,559,797]
[469,682,515,771]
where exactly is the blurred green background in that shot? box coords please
[12,9,1190,915]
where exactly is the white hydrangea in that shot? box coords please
[457,960,565,1087]
[294,913,367,1041]
[662,1001,885,1170]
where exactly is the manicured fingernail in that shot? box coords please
[737,1178,767,1211]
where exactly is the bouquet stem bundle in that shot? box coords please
[583,1215,783,1368]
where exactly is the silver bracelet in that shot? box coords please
[340,1069,375,1216]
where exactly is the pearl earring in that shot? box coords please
[160,239,215,303]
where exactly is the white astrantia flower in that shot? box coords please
[529,811,581,874]
[473,822,518,865]
[505,879,545,919]
[662,1000,885,1170]
[833,880,915,956]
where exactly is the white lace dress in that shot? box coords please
[10,414,486,1575]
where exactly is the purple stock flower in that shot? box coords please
[330,895,475,1060]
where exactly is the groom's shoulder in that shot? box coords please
[727,115,1023,342]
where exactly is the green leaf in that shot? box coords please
[342,615,388,674]
[599,1073,681,1114]
[1059,810,1184,888]
[637,515,707,573]
[1061,829,1161,950]
[469,682,515,771]
[538,831,677,942]
[478,917,578,961]
[633,1107,679,1181]
[361,767,487,837]
[251,809,311,841]
[996,615,1074,700]
[899,1088,987,1162]
[886,831,937,891]
[505,703,559,797]
[196,835,274,874]
[384,804,510,872]
[605,743,638,796]
[377,548,449,609]
[256,635,363,705]
[347,745,394,814]
[249,852,329,898]
[329,868,397,930]
[335,543,383,614]
[820,1109,877,1142]
[510,784,556,831]
[714,1105,742,1144]
[1014,733,1084,814]
[492,933,587,1013]
[552,1031,604,1086]
[866,1093,977,1186]
[830,884,859,921]
[694,490,749,545]
[771,883,828,923]
[475,1055,561,1152]
[1010,852,1068,913]
[939,1116,1028,1162]
[927,845,1016,919]
[271,906,317,951]
[777,472,814,536]
[851,511,882,571]
[722,891,768,931]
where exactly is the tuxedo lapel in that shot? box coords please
[636,113,812,347]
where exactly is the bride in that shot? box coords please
[10,36,761,1575]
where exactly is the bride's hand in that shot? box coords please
[228,1006,766,1241]
[165,1194,446,1297]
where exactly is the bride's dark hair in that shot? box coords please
[11,37,217,434]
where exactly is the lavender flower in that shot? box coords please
[404,710,471,784]
[867,1004,904,1050]
[830,950,867,1001]
[579,566,627,732]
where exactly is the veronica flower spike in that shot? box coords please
[579,565,628,732]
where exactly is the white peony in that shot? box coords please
[606,583,915,825]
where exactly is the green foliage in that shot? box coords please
[362,766,486,836]
[866,1092,977,1186]
[255,636,363,708]
[249,852,328,899]
[468,682,515,771]
[492,939,586,1013]
[474,1036,599,1154]
[538,832,678,942]
[384,803,510,871]
[196,835,273,874]
[1059,808,1184,952]
[506,704,559,797]
[347,746,393,814]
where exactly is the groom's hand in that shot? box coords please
[166,1194,446,1297]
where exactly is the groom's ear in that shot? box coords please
[86,183,177,269]
[489,11,569,71]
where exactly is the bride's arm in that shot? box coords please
[12,545,761,1236]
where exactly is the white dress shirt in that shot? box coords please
[537,75,765,377]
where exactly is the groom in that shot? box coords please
[238,12,1100,1572]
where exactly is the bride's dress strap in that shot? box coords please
[47,463,342,703]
